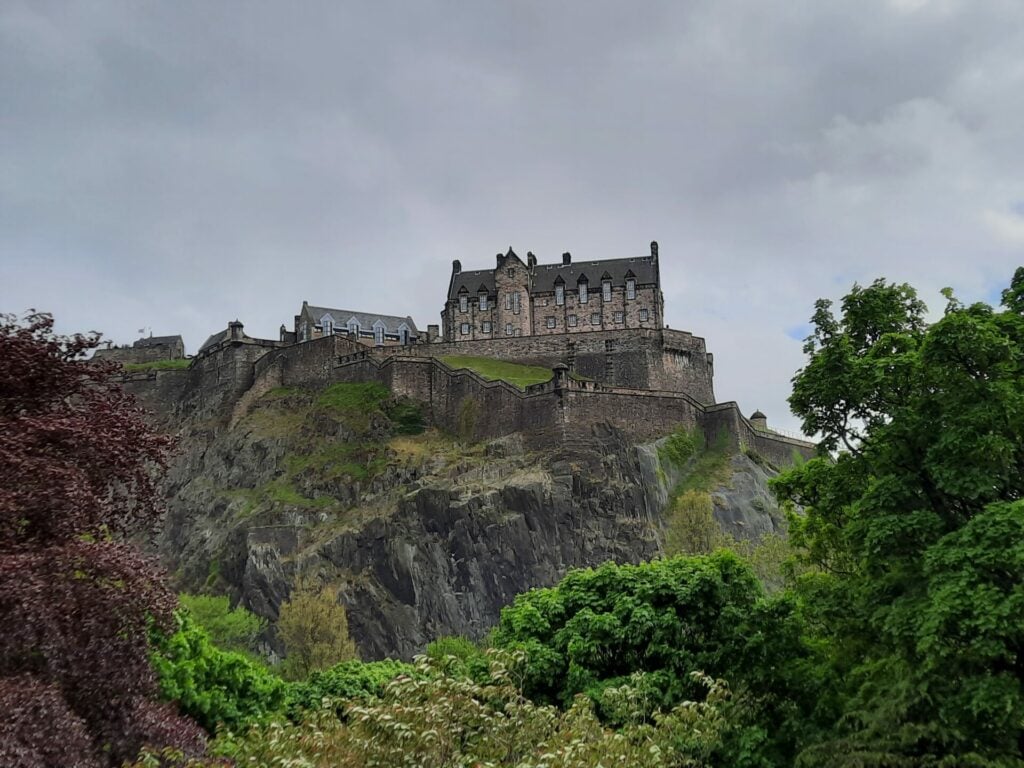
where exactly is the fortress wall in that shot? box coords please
[655,330,715,403]
[741,419,818,468]
[121,369,192,427]
[559,388,703,444]
[254,335,365,387]
[427,362,527,441]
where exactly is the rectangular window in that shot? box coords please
[640,308,649,322]
[479,294,488,311]
[505,323,513,336]
[614,311,624,323]
[459,295,468,312]
[590,312,600,326]
[507,268,514,277]
[514,328,521,337]
[505,293,512,310]
[375,327,384,345]
[602,280,612,302]
[579,282,588,303]
[545,317,556,329]
[626,279,636,300]
[513,292,521,314]
[568,314,578,327]
[555,284,565,305]
[482,321,492,333]
[460,323,470,335]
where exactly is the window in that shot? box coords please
[460,323,470,335]
[640,308,649,322]
[300,321,308,341]
[545,317,556,329]
[514,328,521,336]
[347,319,360,334]
[590,312,600,325]
[568,314,578,327]
[459,295,468,313]
[555,284,565,305]
[479,293,488,311]
[512,291,521,314]
[602,280,612,302]
[626,279,636,300]
[505,293,512,310]
[374,326,385,345]
[322,318,333,335]
[614,311,624,323]
[578,281,588,303]
[507,268,514,277]
[482,321,492,333]
[505,323,513,336]
[399,328,410,344]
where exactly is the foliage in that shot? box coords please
[208,652,731,768]
[286,659,414,718]
[441,354,554,389]
[664,489,732,556]
[123,358,192,372]
[278,580,358,681]
[315,381,391,412]
[658,426,701,469]
[152,611,287,734]
[178,593,266,656]
[775,271,1024,765]
[0,312,205,767]
[492,552,819,766]
[425,635,492,682]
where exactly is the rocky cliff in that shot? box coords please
[155,381,786,660]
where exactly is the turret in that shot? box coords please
[229,320,244,341]
[750,410,767,431]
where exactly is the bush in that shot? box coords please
[277,580,358,681]
[179,593,265,657]
[152,612,287,734]
[285,659,414,718]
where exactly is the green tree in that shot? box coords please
[277,580,358,681]
[492,552,820,767]
[179,593,265,657]
[775,271,1024,766]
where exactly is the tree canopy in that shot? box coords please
[775,270,1024,766]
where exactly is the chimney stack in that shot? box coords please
[650,241,659,260]
[452,259,461,274]
[562,252,571,265]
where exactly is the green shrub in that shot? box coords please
[425,635,491,681]
[657,427,700,468]
[285,659,415,718]
[151,611,287,734]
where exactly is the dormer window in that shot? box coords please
[459,294,468,313]
[346,317,360,335]
[555,282,565,306]
[626,278,636,300]
[602,279,612,302]
[321,316,334,336]
[478,291,488,311]
[373,320,386,345]
[578,278,588,304]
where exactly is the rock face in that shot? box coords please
[156,384,784,660]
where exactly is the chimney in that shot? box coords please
[452,259,461,274]
[650,241,659,260]
[496,252,504,266]
[562,252,571,265]
[228,320,244,341]
[527,251,537,268]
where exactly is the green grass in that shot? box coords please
[439,355,553,389]
[315,382,391,412]
[123,358,191,372]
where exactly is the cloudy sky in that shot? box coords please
[2,1,1023,434]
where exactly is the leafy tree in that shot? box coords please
[0,312,205,767]
[285,658,414,719]
[277,580,358,681]
[492,552,820,767]
[179,593,266,657]
[152,611,287,733]
[775,272,1024,766]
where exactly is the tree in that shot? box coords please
[775,272,1024,766]
[0,313,205,767]
[179,593,266,657]
[492,552,820,767]
[277,580,358,681]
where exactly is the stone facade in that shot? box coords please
[292,301,420,348]
[94,334,185,365]
[442,242,664,342]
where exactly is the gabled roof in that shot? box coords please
[198,328,246,353]
[447,269,496,300]
[532,255,658,293]
[302,304,419,334]
[133,335,183,349]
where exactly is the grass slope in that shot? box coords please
[124,358,192,371]
[439,355,552,390]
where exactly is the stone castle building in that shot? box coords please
[442,242,664,342]
[93,333,185,365]
[284,301,421,348]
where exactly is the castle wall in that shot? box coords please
[529,283,660,336]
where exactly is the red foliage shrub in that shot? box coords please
[0,313,205,767]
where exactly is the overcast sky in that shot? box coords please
[2,1,1023,434]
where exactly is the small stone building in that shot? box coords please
[442,241,664,342]
[93,334,185,364]
[288,301,420,348]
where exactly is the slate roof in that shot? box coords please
[447,255,658,298]
[531,256,658,293]
[198,329,232,353]
[303,305,419,335]
[133,335,183,349]
[447,269,496,300]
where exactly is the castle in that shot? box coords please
[117,241,815,467]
